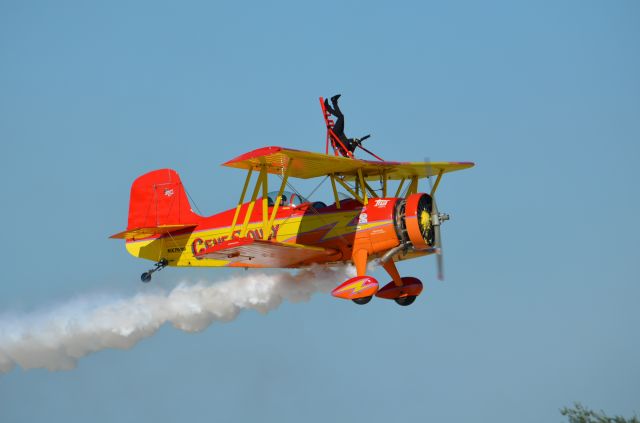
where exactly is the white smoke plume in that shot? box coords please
[0,266,352,373]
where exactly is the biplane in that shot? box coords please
[111,98,474,306]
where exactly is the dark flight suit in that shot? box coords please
[325,95,358,155]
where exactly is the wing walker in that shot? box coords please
[111,97,474,306]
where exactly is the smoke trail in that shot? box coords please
[0,266,352,373]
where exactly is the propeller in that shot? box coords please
[425,158,446,281]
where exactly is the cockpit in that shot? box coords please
[266,191,309,208]
[266,190,354,210]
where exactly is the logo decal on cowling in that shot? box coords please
[164,189,175,197]
[374,199,389,208]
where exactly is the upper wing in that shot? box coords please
[194,237,339,267]
[222,146,474,180]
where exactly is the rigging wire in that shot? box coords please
[276,174,353,248]
[184,186,203,216]
[275,174,327,226]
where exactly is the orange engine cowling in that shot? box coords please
[394,193,435,250]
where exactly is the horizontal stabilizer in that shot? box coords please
[110,224,197,240]
[194,237,338,267]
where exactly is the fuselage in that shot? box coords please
[125,197,406,268]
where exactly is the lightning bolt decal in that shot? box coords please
[331,276,379,299]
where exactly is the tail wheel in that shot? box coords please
[394,295,417,306]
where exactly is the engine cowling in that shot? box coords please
[393,193,434,250]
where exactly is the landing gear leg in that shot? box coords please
[376,261,423,306]
[141,258,168,283]
[382,259,403,287]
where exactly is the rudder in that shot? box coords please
[127,169,200,229]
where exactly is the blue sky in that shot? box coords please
[1,0,639,421]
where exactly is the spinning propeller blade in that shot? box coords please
[425,158,445,281]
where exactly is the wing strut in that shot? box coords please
[406,176,419,197]
[261,164,268,239]
[395,178,406,197]
[430,170,443,196]
[362,179,379,199]
[229,168,254,238]
[228,162,294,241]
[263,161,292,240]
[330,174,341,209]
[334,175,364,204]
[357,168,368,205]
[240,165,267,237]
[382,171,388,197]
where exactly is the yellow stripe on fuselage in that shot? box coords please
[125,209,379,267]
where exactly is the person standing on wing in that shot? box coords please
[324,94,362,156]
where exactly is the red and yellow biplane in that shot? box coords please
[111,99,474,306]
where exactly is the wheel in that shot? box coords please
[352,296,372,305]
[394,295,416,306]
[141,272,152,283]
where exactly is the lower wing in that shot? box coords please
[194,237,339,267]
